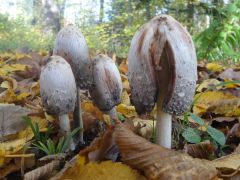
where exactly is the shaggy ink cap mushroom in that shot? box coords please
[40,56,77,115]
[128,15,197,148]
[89,54,122,121]
[53,24,91,143]
[40,55,77,150]
[53,24,92,89]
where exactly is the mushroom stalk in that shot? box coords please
[59,114,75,150]
[73,88,84,144]
[59,114,71,133]
[107,108,118,124]
[156,101,172,148]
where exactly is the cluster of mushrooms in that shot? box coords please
[40,15,197,151]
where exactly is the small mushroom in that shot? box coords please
[128,15,197,148]
[53,24,92,143]
[40,56,77,150]
[89,54,122,124]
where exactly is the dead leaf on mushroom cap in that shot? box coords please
[114,121,218,180]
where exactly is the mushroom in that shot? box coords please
[53,24,92,143]
[89,54,122,124]
[128,15,197,148]
[40,56,77,150]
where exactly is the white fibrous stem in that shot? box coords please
[59,114,75,151]
[156,102,172,148]
[77,88,84,143]
[107,107,118,125]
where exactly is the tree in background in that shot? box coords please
[0,0,239,62]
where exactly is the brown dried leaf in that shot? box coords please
[132,118,154,140]
[0,104,31,139]
[219,68,240,81]
[24,160,60,180]
[184,141,215,159]
[80,127,117,161]
[114,121,218,180]
[213,153,240,176]
[207,98,240,117]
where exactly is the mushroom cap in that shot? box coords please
[89,54,122,112]
[128,15,197,115]
[40,56,77,115]
[53,24,92,89]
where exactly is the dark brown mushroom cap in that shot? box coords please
[89,54,122,112]
[40,56,77,115]
[53,24,92,89]
[128,15,197,115]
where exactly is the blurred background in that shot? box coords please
[0,0,239,61]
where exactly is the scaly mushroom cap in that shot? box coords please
[40,56,77,115]
[89,54,122,112]
[128,15,197,115]
[53,24,92,89]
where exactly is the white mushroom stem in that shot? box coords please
[73,88,84,143]
[59,114,71,132]
[107,107,118,125]
[59,114,75,151]
[156,100,172,148]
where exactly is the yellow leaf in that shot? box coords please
[116,104,137,118]
[193,91,236,116]
[16,92,30,101]
[0,116,48,167]
[0,89,16,103]
[121,91,130,105]
[0,64,26,76]
[207,98,240,117]
[57,156,146,180]
[196,79,221,92]
[206,63,224,72]
[82,102,104,120]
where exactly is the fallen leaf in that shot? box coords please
[53,155,146,180]
[219,68,240,81]
[80,127,117,161]
[24,160,60,180]
[213,153,240,175]
[184,141,215,159]
[193,91,236,116]
[114,121,218,180]
[206,63,224,73]
[0,104,31,139]
[82,102,104,120]
[0,116,48,167]
[207,98,240,117]
[132,118,154,140]
[196,79,221,92]
[121,91,130,105]
[116,104,137,118]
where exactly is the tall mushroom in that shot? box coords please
[53,24,92,143]
[89,54,122,124]
[128,15,197,148]
[40,56,77,150]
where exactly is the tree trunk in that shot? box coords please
[99,0,104,23]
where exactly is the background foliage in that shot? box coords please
[0,0,239,61]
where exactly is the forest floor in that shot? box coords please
[0,52,240,179]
